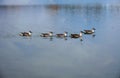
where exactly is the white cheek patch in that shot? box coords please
[49,33,52,36]
[28,32,32,35]
[64,33,67,36]
[80,33,82,37]
[92,30,95,33]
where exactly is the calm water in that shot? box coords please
[0,5,120,78]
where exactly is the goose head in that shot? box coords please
[79,31,83,37]
[28,31,32,35]
[64,32,68,37]
[92,28,96,33]
[29,31,32,33]
[49,32,53,36]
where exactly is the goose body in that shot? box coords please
[70,31,82,38]
[40,32,53,37]
[83,28,96,34]
[19,31,32,36]
[56,32,68,38]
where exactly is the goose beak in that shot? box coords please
[29,31,32,33]
[81,31,84,33]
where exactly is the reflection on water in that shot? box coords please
[0,4,120,78]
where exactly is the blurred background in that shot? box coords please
[0,0,120,78]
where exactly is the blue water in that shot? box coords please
[0,5,120,78]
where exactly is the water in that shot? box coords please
[0,5,120,78]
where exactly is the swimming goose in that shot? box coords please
[70,31,82,38]
[56,32,68,38]
[19,31,32,36]
[82,28,96,34]
[40,32,53,37]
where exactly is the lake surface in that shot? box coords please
[0,5,120,78]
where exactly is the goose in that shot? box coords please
[56,32,68,38]
[70,31,82,38]
[82,28,96,34]
[19,31,32,36]
[40,32,53,37]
